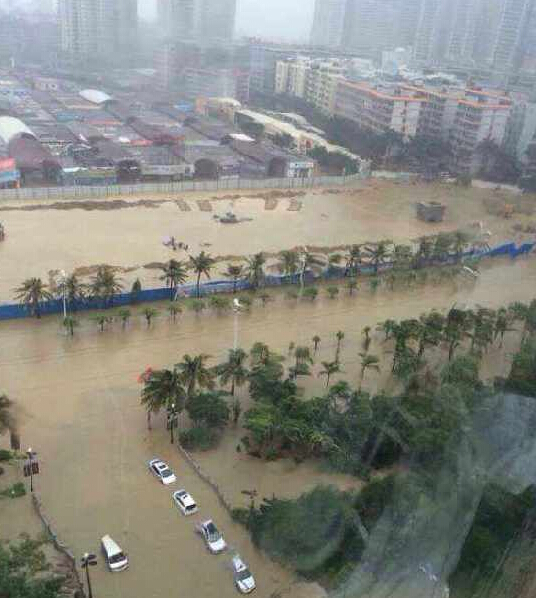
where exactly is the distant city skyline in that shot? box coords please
[144,0,314,40]
[0,0,315,41]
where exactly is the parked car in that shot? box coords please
[148,458,176,485]
[101,535,129,572]
[172,489,198,516]
[196,519,227,554]
[232,555,256,594]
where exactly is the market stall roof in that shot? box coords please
[79,89,112,105]
[0,116,35,145]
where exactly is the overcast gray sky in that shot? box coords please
[139,0,314,41]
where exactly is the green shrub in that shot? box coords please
[0,449,12,462]
[179,426,218,451]
[0,482,26,499]
[231,507,251,526]
[265,447,280,461]
[302,287,318,301]
[326,286,339,299]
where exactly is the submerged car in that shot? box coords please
[197,519,227,554]
[232,555,256,594]
[148,458,176,485]
[101,535,129,572]
[172,489,198,516]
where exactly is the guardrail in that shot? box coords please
[0,173,364,202]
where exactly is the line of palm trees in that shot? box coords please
[12,229,482,320]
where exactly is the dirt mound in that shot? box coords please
[0,199,166,212]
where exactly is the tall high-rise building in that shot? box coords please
[58,0,138,63]
[343,0,400,57]
[195,0,236,43]
[310,0,347,48]
[158,0,235,44]
[157,0,195,40]
[492,0,535,71]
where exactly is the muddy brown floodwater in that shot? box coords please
[0,257,535,598]
[0,181,534,297]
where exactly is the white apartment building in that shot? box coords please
[450,89,512,171]
[275,59,308,97]
[335,81,425,138]
[275,58,356,116]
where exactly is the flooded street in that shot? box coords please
[0,256,535,597]
[0,181,532,295]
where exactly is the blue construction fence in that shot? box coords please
[0,240,534,321]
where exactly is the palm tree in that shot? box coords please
[347,280,358,295]
[335,331,345,361]
[294,346,313,368]
[494,307,514,347]
[416,311,445,357]
[216,348,248,395]
[90,266,123,306]
[189,252,216,298]
[259,293,271,306]
[140,368,186,430]
[176,354,215,398]
[168,303,182,322]
[359,353,380,391]
[245,253,266,290]
[0,394,14,437]
[345,245,362,277]
[362,326,372,352]
[62,315,79,336]
[131,278,142,303]
[224,264,245,294]
[320,361,340,388]
[92,314,112,332]
[14,278,53,318]
[61,273,86,310]
[278,250,300,277]
[367,241,391,274]
[312,335,321,353]
[143,307,158,328]
[160,259,188,299]
[117,307,131,329]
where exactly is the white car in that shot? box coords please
[197,519,227,554]
[232,555,256,594]
[148,458,176,485]
[172,489,198,516]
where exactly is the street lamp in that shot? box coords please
[24,447,39,493]
[81,553,97,598]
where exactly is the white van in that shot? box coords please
[101,535,129,572]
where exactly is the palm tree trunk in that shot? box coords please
[196,273,201,298]
[147,411,152,430]
[231,379,235,396]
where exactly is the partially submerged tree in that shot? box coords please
[14,278,53,318]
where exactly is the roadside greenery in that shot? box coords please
[0,537,63,598]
